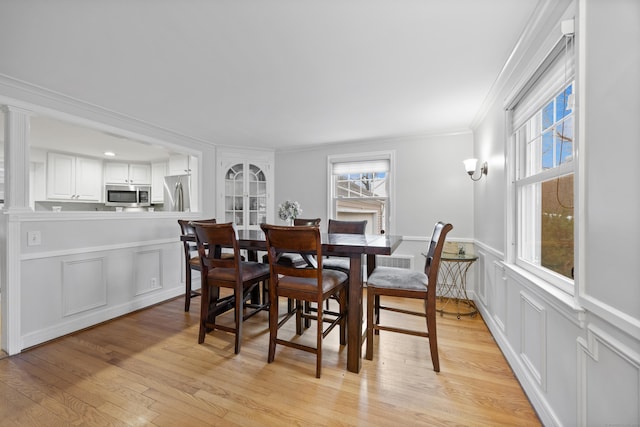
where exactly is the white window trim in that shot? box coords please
[327,150,396,235]
[505,27,577,295]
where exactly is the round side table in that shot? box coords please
[436,254,478,319]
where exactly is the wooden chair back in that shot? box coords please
[191,221,239,272]
[179,218,216,259]
[424,222,453,291]
[178,218,217,311]
[328,219,367,235]
[262,224,323,280]
[293,218,321,226]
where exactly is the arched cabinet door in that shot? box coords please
[218,155,273,231]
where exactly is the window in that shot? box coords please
[328,152,394,234]
[509,35,575,291]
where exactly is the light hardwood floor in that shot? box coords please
[0,293,540,426]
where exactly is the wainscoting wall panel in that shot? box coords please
[476,249,487,305]
[62,257,107,317]
[19,233,184,350]
[492,260,507,333]
[134,249,163,296]
[520,291,547,390]
[577,324,640,426]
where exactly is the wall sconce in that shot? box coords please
[463,158,488,181]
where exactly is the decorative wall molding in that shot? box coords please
[134,249,163,296]
[505,263,584,328]
[473,239,504,260]
[476,300,561,427]
[520,290,547,391]
[62,257,107,316]
[21,286,183,350]
[577,324,640,426]
[492,259,507,333]
[21,238,176,261]
[579,294,640,341]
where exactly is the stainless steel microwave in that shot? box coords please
[105,184,151,207]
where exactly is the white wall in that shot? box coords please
[472,1,640,426]
[275,133,475,239]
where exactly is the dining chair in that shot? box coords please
[192,221,270,354]
[178,218,217,312]
[262,218,321,268]
[322,219,368,274]
[261,223,347,378]
[319,219,368,312]
[365,221,453,372]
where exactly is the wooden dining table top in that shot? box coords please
[234,229,401,256]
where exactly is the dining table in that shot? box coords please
[185,228,402,373]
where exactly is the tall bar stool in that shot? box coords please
[261,223,347,378]
[192,221,270,354]
[178,218,216,312]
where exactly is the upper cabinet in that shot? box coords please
[105,162,151,185]
[168,154,193,175]
[46,152,103,201]
[217,149,274,231]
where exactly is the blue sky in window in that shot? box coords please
[542,83,574,169]
[556,84,573,121]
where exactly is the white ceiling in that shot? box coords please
[0,0,540,154]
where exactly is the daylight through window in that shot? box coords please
[510,34,575,290]
[329,157,391,234]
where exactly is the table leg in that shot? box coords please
[246,249,261,305]
[346,253,363,373]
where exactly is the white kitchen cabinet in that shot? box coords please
[105,162,151,185]
[151,161,167,203]
[168,154,193,175]
[217,151,273,231]
[46,152,103,201]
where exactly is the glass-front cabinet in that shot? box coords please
[224,163,268,227]
[217,149,274,231]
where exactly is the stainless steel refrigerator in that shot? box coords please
[163,174,191,212]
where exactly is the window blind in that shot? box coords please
[509,36,575,129]
[332,159,390,175]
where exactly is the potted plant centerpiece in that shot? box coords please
[278,200,302,225]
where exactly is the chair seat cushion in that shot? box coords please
[278,270,348,293]
[322,257,350,273]
[208,261,270,282]
[367,266,428,291]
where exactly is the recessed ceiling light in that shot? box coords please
[104,151,116,157]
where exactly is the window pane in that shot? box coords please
[556,84,573,120]
[541,174,574,278]
[521,83,574,177]
[556,116,574,165]
[542,101,554,129]
[333,162,389,234]
[335,198,383,234]
[519,174,574,279]
[542,130,554,169]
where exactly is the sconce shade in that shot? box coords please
[463,158,478,175]
[463,158,488,181]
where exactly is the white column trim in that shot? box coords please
[2,105,33,212]
[1,214,23,354]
